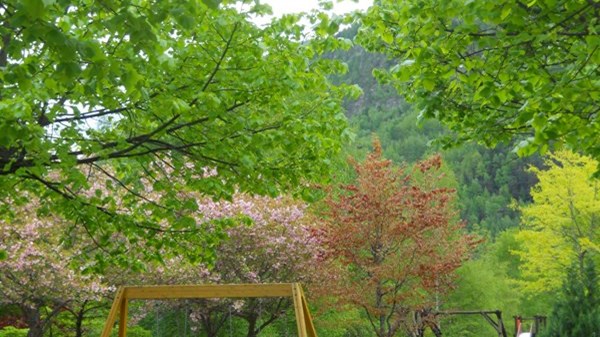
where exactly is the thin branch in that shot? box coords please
[53,107,129,124]
[192,23,240,106]
[91,163,169,210]
[548,3,592,32]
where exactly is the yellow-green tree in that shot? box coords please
[516,151,600,294]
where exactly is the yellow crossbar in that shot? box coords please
[123,283,295,299]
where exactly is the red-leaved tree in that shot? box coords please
[319,139,476,337]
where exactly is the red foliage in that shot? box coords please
[317,138,478,337]
[0,315,27,329]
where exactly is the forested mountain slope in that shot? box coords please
[334,29,543,236]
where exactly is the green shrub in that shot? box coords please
[113,326,152,337]
[0,326,28,337]
[87,321,152,337]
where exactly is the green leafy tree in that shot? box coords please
[516,151,600,294]
[0,0,358,264]
[541,258,600,337]
[358,0,600,165]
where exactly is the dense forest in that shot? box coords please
[1,1,599,337]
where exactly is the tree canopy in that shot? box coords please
[516,150,600,294]
[319,139,476,337]
[358,0,600,166]
[0,0,358,264]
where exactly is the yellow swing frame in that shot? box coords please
[100,283,317,337]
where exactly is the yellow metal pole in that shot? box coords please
[100,287,125,337]
[299,286,318,337]
[118,296,128,337]
[293,283,308,337]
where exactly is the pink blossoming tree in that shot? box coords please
[0,201,111,337]
[137,193,320,337]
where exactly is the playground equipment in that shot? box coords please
[410,309,509,337]
[435,310,508,337]
[433,311,547,337]
[100,283,316,337]
[514,315,546,337]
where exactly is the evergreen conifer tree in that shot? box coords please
[542,257,600,337]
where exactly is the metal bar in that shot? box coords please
[437,310,507,337]
[292,283,308,337]
[118,297,128,337]
[436,310,503,315]
[481,312,503,337]
[100,287,125,337]
[123,283,295,299]
[497,311,508,337]
[299,286,317,337]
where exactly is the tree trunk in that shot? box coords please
[375,284,386,337]
[74,307,85,337]
[201,314,220,337]
[246,315,257,337]
[22,305,43,337]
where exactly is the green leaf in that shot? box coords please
[122,65,142,92]
[201,0,221,9]
[240,155,255,169]
[514,138,537,156]
[501,6,512,20]
[78,41,106,62]
[422,78,435,91]
[173,216,197,230]
[23,0,46,19]
[382,31,394,44]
